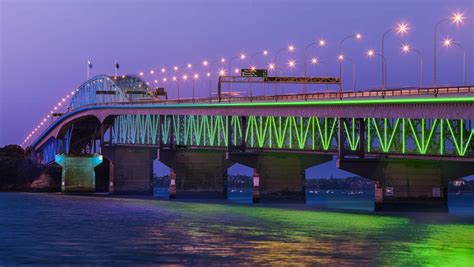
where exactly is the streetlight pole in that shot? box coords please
[339,33,362,90]
[434,12,466,86]
[208,58,225,102]
[367,49,387,90]
[414,49,423,88]
[192,74,199,103]
[304,39,326,94]
[171,76,179,101]
[381,22,409,89]
[162,78,168,100]
[381,29,392,89]
[181,74,188,101]
[308,58,330,92]
[338,55,356,91]
[402,44,423,87]
[174,64,192,101]
[274,45,294,95]
[228,53,245,102]
[434,19,448,87]
[249,50,268,98]
[444,39,467,85]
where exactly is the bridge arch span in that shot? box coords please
[69,75,129,110]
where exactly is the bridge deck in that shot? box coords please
[147,85,474,105]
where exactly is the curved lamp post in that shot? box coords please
[443,38,467,85]
[304,39,326,94]
[338,55,356,91]
[339,33,362,90]
[204,58,226,101]
[367,49,387,89]
[274,45,295,95]
[192,73,199,103]
[434,12,466,86]
[228,53,246,101]
[248,49,269,98]
[401,44,423,87]
[381,22,409,89]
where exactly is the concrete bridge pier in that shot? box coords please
[55,154,103,193]
[337,158,474,211]
[101,146,156,194]
[228,152,332,203]
[158,149,231,199]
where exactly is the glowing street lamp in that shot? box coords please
[287,60,296,68]
[228,53,246,76]
[401,43,424,87]
[172,63,194,101]
[274,44,295,77]
[228,53,246,100]
[434,11,467,85]
[381,22,409,88]
[192,73,199,103]
[249,49,269,68]
[442,38,467,85]
[203,59,214,100]
[171,76,180,100]
[366,49,386,89]
[338,54,356,90]
[304,38,326,94]
[273,44,295,96]
[339,33,362,90]
[246,50,269,98]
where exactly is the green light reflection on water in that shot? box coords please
[146,201,473,265]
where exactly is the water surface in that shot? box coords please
[0,193,473,265]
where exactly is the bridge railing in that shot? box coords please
[131,85,474,106]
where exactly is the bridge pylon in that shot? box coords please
[228,152,332,203]
[337,158,474,211]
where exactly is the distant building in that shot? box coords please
[453,179,465,187]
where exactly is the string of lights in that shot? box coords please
[21,11,468,148]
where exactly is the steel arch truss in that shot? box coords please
[69,75,130,109]
[110,114,474,159]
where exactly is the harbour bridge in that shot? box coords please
[29,74,474,211]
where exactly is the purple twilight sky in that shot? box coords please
[1,0,473,177]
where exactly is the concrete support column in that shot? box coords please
[229,152,332,203]
[159,150,231,198]
[252,169,260,203]
[108,162,114,193]
[257,154,306,201]
[102,146,156,194]
[337,158,474,211]
[169,168,177,199]
[55,154,103,193]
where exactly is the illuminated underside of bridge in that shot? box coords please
[30,75,474,211]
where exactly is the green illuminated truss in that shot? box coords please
[111,114,474,157]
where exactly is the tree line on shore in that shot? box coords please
[0,145,60,191]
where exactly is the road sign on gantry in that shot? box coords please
[241,69,268,78]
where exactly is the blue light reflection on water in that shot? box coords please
[154,187,474,215]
